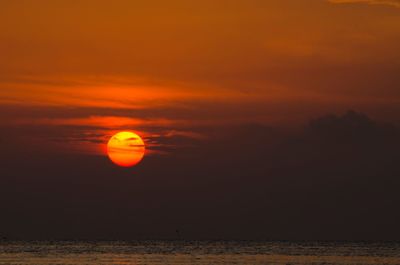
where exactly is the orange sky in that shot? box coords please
[1,0,400,154]
[2,1,400,241]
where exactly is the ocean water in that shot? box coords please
[0,240,399,265]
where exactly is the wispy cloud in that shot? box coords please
[329,0,400,8]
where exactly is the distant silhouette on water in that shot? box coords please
[175,229,181,239]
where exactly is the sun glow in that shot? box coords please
[107,131,145,167]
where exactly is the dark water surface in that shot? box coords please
[1,241,400,264]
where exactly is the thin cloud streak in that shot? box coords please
[329,0,400,8]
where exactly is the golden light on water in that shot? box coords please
[107,131,145,167]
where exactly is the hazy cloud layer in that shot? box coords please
[1,111,399,240]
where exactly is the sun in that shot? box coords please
[107,131,145,167]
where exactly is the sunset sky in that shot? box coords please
[1,0,400,240]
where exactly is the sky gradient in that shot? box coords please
[1,0,400,240]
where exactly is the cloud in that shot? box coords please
[329,0,400,8]
[12,116,179,130]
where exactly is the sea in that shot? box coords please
[1,240,400,265]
